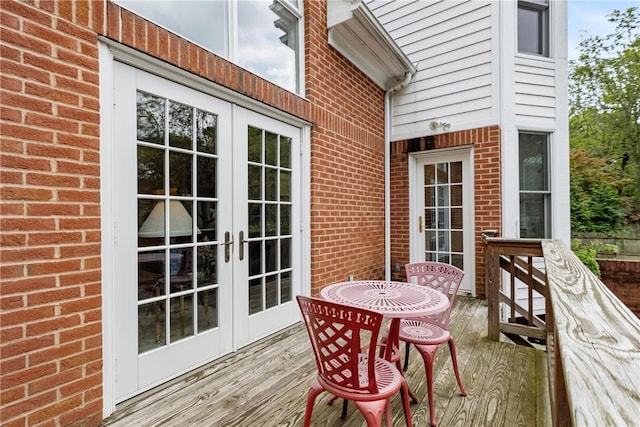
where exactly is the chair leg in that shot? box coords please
[403,341,411,371]
[399,380,414,427]
[416,344,439,427]
[341,398,348,419]
[353,399,387,427]
[303,377,324,427]
[447,338,467,396]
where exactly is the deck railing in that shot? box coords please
[483,235,640,427]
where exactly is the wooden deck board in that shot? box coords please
[104,297,549,427]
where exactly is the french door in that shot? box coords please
[410,149,475,295]
[112,63,300,401]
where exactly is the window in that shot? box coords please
[518,0,549,56]
[116,0,301,94]
[519,132,550,238]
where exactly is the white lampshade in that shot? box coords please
[138,200,195,238]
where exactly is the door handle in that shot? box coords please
[418,216,423,233]
[222,231,234,263]
[238,231,248,261]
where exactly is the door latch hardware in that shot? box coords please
[222,231,234,262]
[238,230,248,261]
[418,216,423,233]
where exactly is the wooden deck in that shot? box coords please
[104,297,550,427]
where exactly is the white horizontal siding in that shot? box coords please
[367,0,494,140]
[514,57,556,119]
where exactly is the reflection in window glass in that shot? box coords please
[197,156,216,198]
[196,111,217,154]
[265,132,277,166]
[238,0,298,92]
[519,132,551,238]
[249,278,262,315]
[169,101,192,149]
[116,1,227,56]
[518,0,548,56]
[137,92,164,145]
[136,92,221,353]
[137,145,164,195]
[280,271,291,304]
[198,288,218,331]
[169,151,192,196]
[266,275,278,309]
[280,205,290,235]
[197,245,217,286]
[280,136,291,168]
[117,0,301,93]
[248,126,262,163]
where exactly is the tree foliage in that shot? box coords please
[569,7,640,231]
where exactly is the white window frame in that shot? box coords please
[518,131,551,238]
[517,0,549,57]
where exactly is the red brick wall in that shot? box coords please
[305,2,387,295]
[598,259,640,318]
[389,126,502,298]
[1,1,104,426]
[1,1,311,426]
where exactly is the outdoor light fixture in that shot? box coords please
[429,120,451,132]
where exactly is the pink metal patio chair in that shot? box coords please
[398,262,467,427]
[296,295,413,427]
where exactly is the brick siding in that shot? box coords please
[1,1,103,426]
[598,259,640,318]
[0,0,502,424]
[0,1,313,426]
[389,126,502,298]
[305,1,387,295]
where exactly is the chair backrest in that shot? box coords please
[405,262,465,328]
[297,295,383,394]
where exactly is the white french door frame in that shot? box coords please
[408,147,476,296]
[231,105,303,349]
[99,41,312,417]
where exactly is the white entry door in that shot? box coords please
[410,149,475,295]
[112,63,301,402]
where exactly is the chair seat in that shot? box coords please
[320,356,404,401]
[399,319,450,345]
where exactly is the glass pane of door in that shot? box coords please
[136,91,222,352]
[422,161,464,270]
[246,126,293,315]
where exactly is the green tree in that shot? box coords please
[569,7,640,230]
[570,148,630,232]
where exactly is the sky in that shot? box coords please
[567,0,639,60]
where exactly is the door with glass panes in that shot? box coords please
[411,150,474,295]
[112,63,300,402]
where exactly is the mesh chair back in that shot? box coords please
[405,262,464,328]
[297,295,383,394]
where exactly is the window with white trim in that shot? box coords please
[519,132,551,238]
[518,0,549,56]
[115,0,302,94]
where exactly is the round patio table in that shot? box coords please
[321,280,449,403]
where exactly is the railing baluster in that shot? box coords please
[528,256,533,326]
[509,256,516,323]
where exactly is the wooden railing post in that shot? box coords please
[483,232,501,341]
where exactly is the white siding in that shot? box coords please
[514,57,556,119]
[368,0,494,141]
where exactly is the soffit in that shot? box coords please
[327,0,416,90]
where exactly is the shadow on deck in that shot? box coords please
[104,296,550,427]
